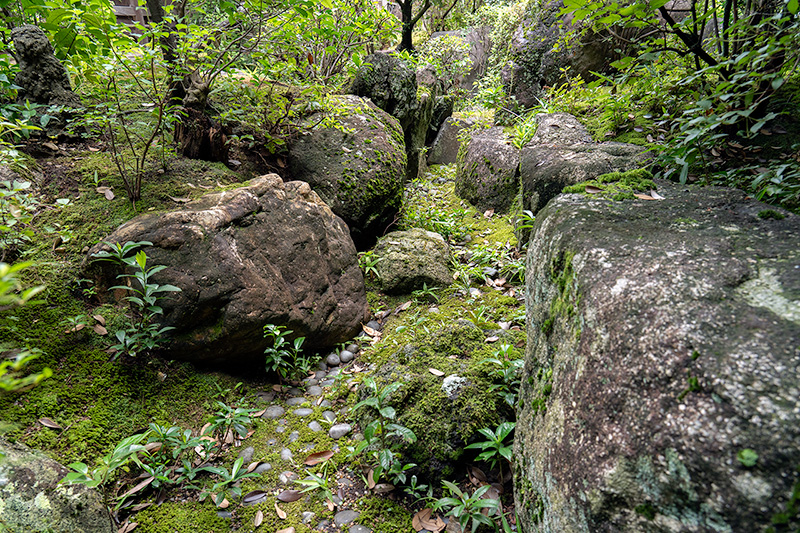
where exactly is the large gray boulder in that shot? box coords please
[373,228,452,294]
[427,117,474,166]
[520,113,650,214]
[0,439,113,533]
[455,126,520,213]
[287,95,406,249]
[85,175,368,364]
[515,182,800,532]
[427,26,492,92]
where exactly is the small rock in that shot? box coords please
[216,511,233,519]
[334,510,361,527]
[339,350,354,363]
[346,344,359,353]
[315,370,327,379]
[238,446,255,464]
[267,438,278,446]
[366,320,381,331]
[280,471,299,484]
[307,385,323,397]
[254,463,272,474]
[288,431,301,443]
[320,379,336,387]
[308,421,322,432]
[305,378,319,387]
[328,368,341,378]
[276,425,286,434]
[256,392,275,403]
[326,353,341,366]
[318,361,328,371]
[302,511,316,524]
[288,387,304,397]
[317,520,332,530]
[287,397,307,406]
[280,448,293,462]
[442,375,468,400]
[261,405,285,419]
[322,410,336,423]
[350,526,372,533]
[294,408,313,417]
[329,423,353,439]
[319,399,332,408]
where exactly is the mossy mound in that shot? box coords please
[562,168,656,201]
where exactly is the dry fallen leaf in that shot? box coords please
[252,409,266,418]
[394,300,412,314]
[242,490,268,505]
[92,314,106,326]
[144,442,162,453]
[275,501,287,519]
[88,146,100,152]
[634,193,656,200]
[468,465,487,486]
[362,324,380,337]
[43,141,59,151]
[428,368,445,377]
[367,468,376,489]
[272,384,284,392]
[304,450,334,465]
[373,483,394,494]
[119,476,154,500]
[277,489,302,503]
[168,196,191,203]
[413,508,446,533]
[276,528,295,533]
[253,510,263,527]
[39,417,62,430]
[247,461,261,473]
[326,499,335,511]
[650,190,665,200]
[483,208,495,218]
[117,521,138,533]
[485,336,500,343]
[216,497,230,509]
[585,185,604,194]
[93,324,108,335]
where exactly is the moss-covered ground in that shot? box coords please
[1,151,525,532]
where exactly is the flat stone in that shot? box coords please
[346,343,359,353]
[334,510,360,526]
[280,471,299,484]
[319,399,332,408]
[256,391,275,403]
[261,405,285,419]
[216,511,233,519]
[288,387,304,397]
[254,463,272,474]
[339,350,354,363]
[286,397,307,406]
[320,379,335,387]
[315,370,327,379]
[308,421,323,432]
[350,526,372,533]
[304,377,319,386]
[280,448,293,462]
[326,353,341,366]
[238,446,255,463]
[329,423,352,439]
[288,431,301,443]
[307,385,323,397]
[366,320,381,331]
[275,425,286,434]
[302,511,316,524]
[322,410,336,423]
[293,408,313,417]
[328,368,341,377]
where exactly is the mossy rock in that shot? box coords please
[373,228,453,294]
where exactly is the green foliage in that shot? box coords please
[0,178,37,261]
[359,250,382,282]
[465,421,515,482]
[295,467,335,505]
[400,179,471,242]
[201,457,259,506]
[737,448,759,468]
[419,34,472,97]
[262,323,311,382]
[91,241,181,359]
[204,401,258,442]
[510,112,539,149]
[482,343,523,408]
[434,480,501,533]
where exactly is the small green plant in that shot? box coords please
[737,448,759,468]
[411,282,439,303]
[483,344,524,408]
[434,480,500,533]
[201,457,260,506]
[511,114,539,149]
[91,241,181,359]
[263,323,311,382]
[204,401,257,442]
[466,422,515,483]
[0,179,37,261]
[295,468,335,506]
[358,250,382,281]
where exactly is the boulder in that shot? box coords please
[428,26,492,92]
[286,95,406,249]
[427,117,473,166]
[373,228,452,294]
[349,52,434,182]
[515,182,800,532]
[426,95,453,146]
[0,439,114,533]
[455,126,520,213]
[520,113,650,214]
[85,175,368,364]
[502,1,616,108]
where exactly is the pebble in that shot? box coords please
[286,397,307,406]
[346,343,359,354]
[302,511,316,524]
[328,368,341,378]
[279,471,299,484]
[307,385,323,397]
[254,463,272,474]
[261,405,285,419]
[305,378,319,387]
[326,353,341,366]
[308,421,322,432]
[256,391,275,403]
[288,431,301,443]
[339,350,354,363]
[322,410,336,423]
[316,520,332,530]
[315,370,327,379]
[320,379,336,387]
[334,510,360,526]
[319,399,332,408]
[366,320,381,331]
[280,448,293,462]
[237,446,254,464]
[267,438,277,446]
[216,511,233,519]
[318,361,328,371]
[276,425,286,434]
[329,423,352,439]
[350,526,372,533]
[293,408,313,417]
[288,387,304,397]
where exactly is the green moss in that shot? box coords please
[562,169,655,201]
[758,209,786,220]
[356,497,414,533]
[132,501,231,532]
[635,502,657,520]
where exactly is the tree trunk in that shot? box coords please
[174,107,229,162]
[398,0,414,51]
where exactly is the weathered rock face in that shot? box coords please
[515,182,800,532]
[455,126,520,213]
[427,117,473,166]
[520,113,650,214]
[287,95,406,249]
[85,175,368,364]
[0,439,114,533]
[373,228,452,294]
[502,1,615,108]
[349,52,434,182]
[11,25,81,108]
